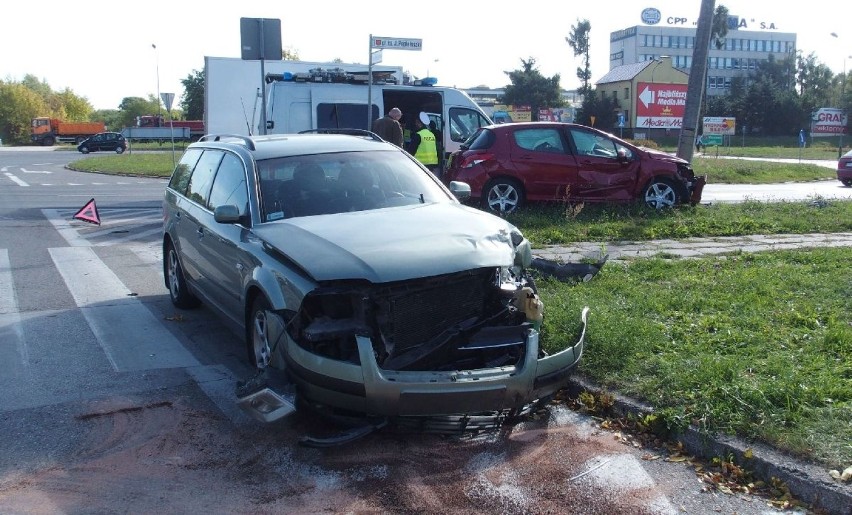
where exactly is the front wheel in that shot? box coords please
[247,296,274,369]
[482,179,524,214]
[115,146,125,154]
[642,179,680,209]
[79,146,90,154]
[165,242,200,309]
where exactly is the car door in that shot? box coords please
[174,149,223,302]
[566,127,639,201]
[195,151,251,318]
[90,133,105,151]
[507,127,579,201]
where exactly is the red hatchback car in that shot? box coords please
[837,149,852,187]
[444,122,706,213]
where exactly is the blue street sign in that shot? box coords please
[617,113,625,127]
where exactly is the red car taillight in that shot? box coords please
[456,153,493,169]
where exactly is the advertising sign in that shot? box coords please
[635,83,688,128]
[703,116,736,135]
[810,108,848,136]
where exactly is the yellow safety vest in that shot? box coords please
[413,128,438,166]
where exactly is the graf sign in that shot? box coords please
[703,116,736,135]
[810,108,848,136]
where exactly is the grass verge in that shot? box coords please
[538,247,852,467]
[68,153,178,177]
[509,200,852,245]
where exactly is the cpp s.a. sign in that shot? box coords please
[641,8,661,25]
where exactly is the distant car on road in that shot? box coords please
[444,122,706,214]
[838,149,852,187]
[77,132,127,154]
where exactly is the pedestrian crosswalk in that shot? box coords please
[44,207,163,247]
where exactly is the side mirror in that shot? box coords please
[214,205,241,224]
[449,181,471,201]
[266,120,275,130]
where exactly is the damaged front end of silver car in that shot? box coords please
[236,229,589,438]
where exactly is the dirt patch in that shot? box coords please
[0,398,684,514]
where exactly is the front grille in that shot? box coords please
[376,269,493,356]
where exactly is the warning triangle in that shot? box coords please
[73,198,101,225]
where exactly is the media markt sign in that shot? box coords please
[371,37,422,51]
[810,108,848,136]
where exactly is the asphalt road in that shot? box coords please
[0,147,845,513]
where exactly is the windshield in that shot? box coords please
[256,150,453,221]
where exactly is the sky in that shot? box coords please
[2,0,849,111]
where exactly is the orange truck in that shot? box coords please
[31,117,106,146]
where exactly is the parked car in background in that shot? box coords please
[77,132,127,154]
[444,122,706,214]
[838,149,852,187]
[162,131,588,428]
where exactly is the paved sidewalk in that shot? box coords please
[533,232,852,263]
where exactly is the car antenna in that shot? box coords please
[240,96,253,135]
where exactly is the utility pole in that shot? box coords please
[676,0,715,162]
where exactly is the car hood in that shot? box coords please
[252,203,518,283]
[642,147,689,165]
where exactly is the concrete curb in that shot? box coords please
[564,377,852,514]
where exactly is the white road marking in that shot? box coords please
[4,173,29,187]
[0,249,28,369]
[21,168,51,174]
[49,246,200,372]
[43,209,90,247]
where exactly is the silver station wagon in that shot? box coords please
[162,131,588,433]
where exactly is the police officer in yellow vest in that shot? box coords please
[408,112,440,177]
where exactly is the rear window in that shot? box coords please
[465,128,495,150]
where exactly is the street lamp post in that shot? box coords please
[830,33,847,157]
[152,43,161,118]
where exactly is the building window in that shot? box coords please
[662,36,670,47]
[624,87,629,99]
[612,90,618,102]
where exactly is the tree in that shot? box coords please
[282,47,300,60]
[117,96,160,129]
[710,5,730,49]
[566,19,592,95]
[500,58,563,121]
[180,69,204,121]
[575,90,618,129]
[0,81,48,144]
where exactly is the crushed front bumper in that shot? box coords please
[242,307,588,422]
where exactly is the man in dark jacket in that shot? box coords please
[371,107,403,147]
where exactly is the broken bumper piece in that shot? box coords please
[283,307,589,419]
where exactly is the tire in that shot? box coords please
[246,295,273,369]
[115,146,125,154]
[642,178,680,209]
[482,178,524,214]
[165,242,200,309]
[43,136,55,147]
[79,146,90,154]
[841,179,852,187]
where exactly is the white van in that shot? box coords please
[263,74,492,162]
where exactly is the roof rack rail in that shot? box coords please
[199,134,256,151]
[298,128,383,142]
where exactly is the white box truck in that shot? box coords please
[262,73,492,160]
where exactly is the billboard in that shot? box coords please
[703,116,736,135]
[635,83,688,128]
[810,108,848,136]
